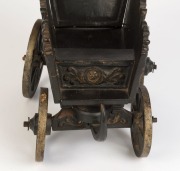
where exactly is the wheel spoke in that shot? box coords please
[31,68,38,91]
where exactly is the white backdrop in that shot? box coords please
[0,0,180,171]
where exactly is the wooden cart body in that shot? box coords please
[23,0,157,161]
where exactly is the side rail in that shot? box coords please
[39,0,53,57]
[39,0,61,103]
[125,0,156,100]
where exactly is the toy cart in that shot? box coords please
[23,0,157,161]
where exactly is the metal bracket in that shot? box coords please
[91,104,107,142]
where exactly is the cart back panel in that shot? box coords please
[49,0,127,27]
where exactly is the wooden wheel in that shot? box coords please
[131,85,152,157]
[22,19,43,98]
[35,88,48,162]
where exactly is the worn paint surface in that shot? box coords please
[35,88,48,162]
[131,86,152,157]
[23,0,157,161]
[22,19,43,98]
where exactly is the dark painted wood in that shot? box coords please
[48,0,127,27]
[55,48,134,61]
[23,0,157,159]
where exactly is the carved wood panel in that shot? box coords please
[58,65,131,88]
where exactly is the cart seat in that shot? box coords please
[49,0,127,27]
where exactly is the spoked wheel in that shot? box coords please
[131,85,152,157]
[36,88,48,162]
[22,19,44,98]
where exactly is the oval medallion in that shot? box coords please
[85,68,103,84]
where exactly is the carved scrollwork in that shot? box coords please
[39,0,53,57]
[58,109,83,127]
[141,21,150,55]
[40,0,47,9]
[61,66,128,87]
[140,0,150,56]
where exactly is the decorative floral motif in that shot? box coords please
[62,66,127,87]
